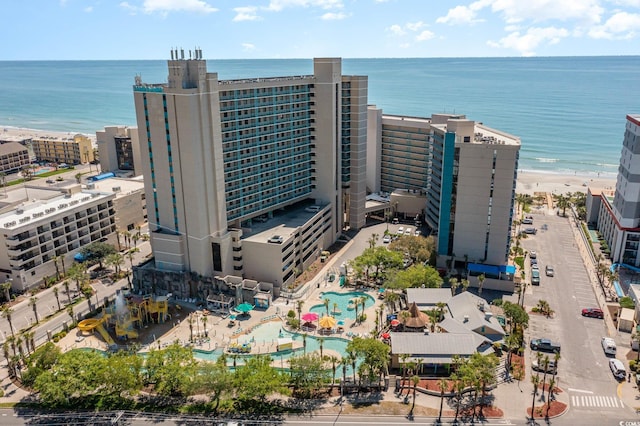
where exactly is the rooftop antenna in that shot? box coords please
[180,48,184,60]
[170,49,174,60]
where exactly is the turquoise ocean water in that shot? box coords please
[0,56,638,177]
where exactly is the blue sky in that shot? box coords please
[3,0,639,60]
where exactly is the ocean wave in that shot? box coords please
[534,157,559,163]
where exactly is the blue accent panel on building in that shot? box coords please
[437,132,455,255]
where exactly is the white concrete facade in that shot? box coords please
[96,126,142,177]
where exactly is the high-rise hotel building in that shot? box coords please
[367,109,520,266]
[591,114,640,266]
[133,50,367,288]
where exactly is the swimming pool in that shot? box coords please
[309,291,375,319]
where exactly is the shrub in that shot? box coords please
[629,360,637,372]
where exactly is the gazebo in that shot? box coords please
[401,302,429,330]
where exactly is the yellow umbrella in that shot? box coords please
[319,315,337,329]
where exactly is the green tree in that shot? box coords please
[296,300,304,326]
[233,355,288,402]
[52,286,61,311]
[1,306,15,336]
[144,342,198,397]
[386,264,443,291]
[29,296,39,324]
[68,262,88,295]
[388,234,436,265]
[477,274,486,295]
[193,356,232,413]
[323,298,330,316]
[346,337,390,387]
[410,375,420,415]
[437,377,448,423]
[80,241,117,269]
[105,252,124,276]
[449,277,459,295]
[530,374,540,421]
[289,353,330,398]
[1,281,12,303]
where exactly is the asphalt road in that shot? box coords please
[520,212,635,423]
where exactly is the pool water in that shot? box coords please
[309,291,375,320]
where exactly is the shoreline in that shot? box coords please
[0,124,618,195]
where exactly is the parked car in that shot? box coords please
[523,227,537,235]
[531,269,540,285]
[530,338,561,353]
[582,307,604,319]
[522,218,534,225]
[529,250,537,259]
[404,228,412,236]
[609,358,626,380]
[602,337,617,356]
[397,227,404,235]
[531,358,557,374]
[382,234,391,243]
[530,258,538,267]
[545,265,554,277]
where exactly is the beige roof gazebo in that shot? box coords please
[401,302,429,329]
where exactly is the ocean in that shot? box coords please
[0,56,638,177]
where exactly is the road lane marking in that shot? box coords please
[568,388,594,393]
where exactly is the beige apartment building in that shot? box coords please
[0,142,30,174]
[367,109,520,267]
[31,134,94,165]
[132,51,367,291]
[87,176,146,233]
[0,185,117,292]
[96,126,142,177]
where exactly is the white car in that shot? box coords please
[609,358,626,380]
[404,228,412,236]
[397,227,404,235]
[382,234,391,243]
[602,337,617,356]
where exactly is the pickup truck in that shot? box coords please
[530,338,561,353]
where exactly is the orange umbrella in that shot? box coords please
[318,315,337,329]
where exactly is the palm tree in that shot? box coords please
[302,333,308,355]
[333,302,338,316]
[29,296,39,324]
[53,255,61,280]
[399,310,411,331]
[546,376,557,418]
[201,315,208,337]
[67,306,75,323]
[1,281,12,302]
[368,233,379,248]
[188,314,194,342]
[410,375,420,415]
[323,298,330,316]
[540,355,550,399]
[52,286,61,311]
[530,374,540,421]
[63,280,72,304]
[328,355,339,388]
[461,279,470,292]
[399,353,410,390]
[449,277,459,295]
[478,274,486,295]
[452,373,466,423]
[68,262,87,295]
[1,306,15,336]
[296,300,304,325]
[437,377,448,423]
[318,337,325,358]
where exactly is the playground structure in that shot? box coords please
[77,291,170,346]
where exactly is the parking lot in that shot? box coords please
[520,212,629,418]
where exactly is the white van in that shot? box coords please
[602,337,617,356]
[609,358,626,380]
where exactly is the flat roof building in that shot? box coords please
[96,126,142,177]
[591,114,640,266]
[0,187,117,292]
[133,51,367,291]
[0,142,30,174]
[31,134,95,165]
[367,109,520,267]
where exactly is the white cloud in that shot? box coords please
[233,6,261,21]
[242,43,256,51]
[437,0,491,24]
[406,21,425,31]
[488,0,603,25]
[488,26,569,56]
[84,6,93,12]
[142,0,218,14]
[588,11,640,39]
[321,12,347,20]
[119,2,138,14]
[266,0,343,12]
[609,0,640,6]
[387,24,406,36]
[415,30,435,41]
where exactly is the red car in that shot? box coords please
[582,308,604,319]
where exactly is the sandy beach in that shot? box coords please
[0,125,95,142]
[1,124,617,195]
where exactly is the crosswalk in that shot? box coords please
[571,394,623,408]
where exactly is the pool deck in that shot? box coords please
[57,237,384,365]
